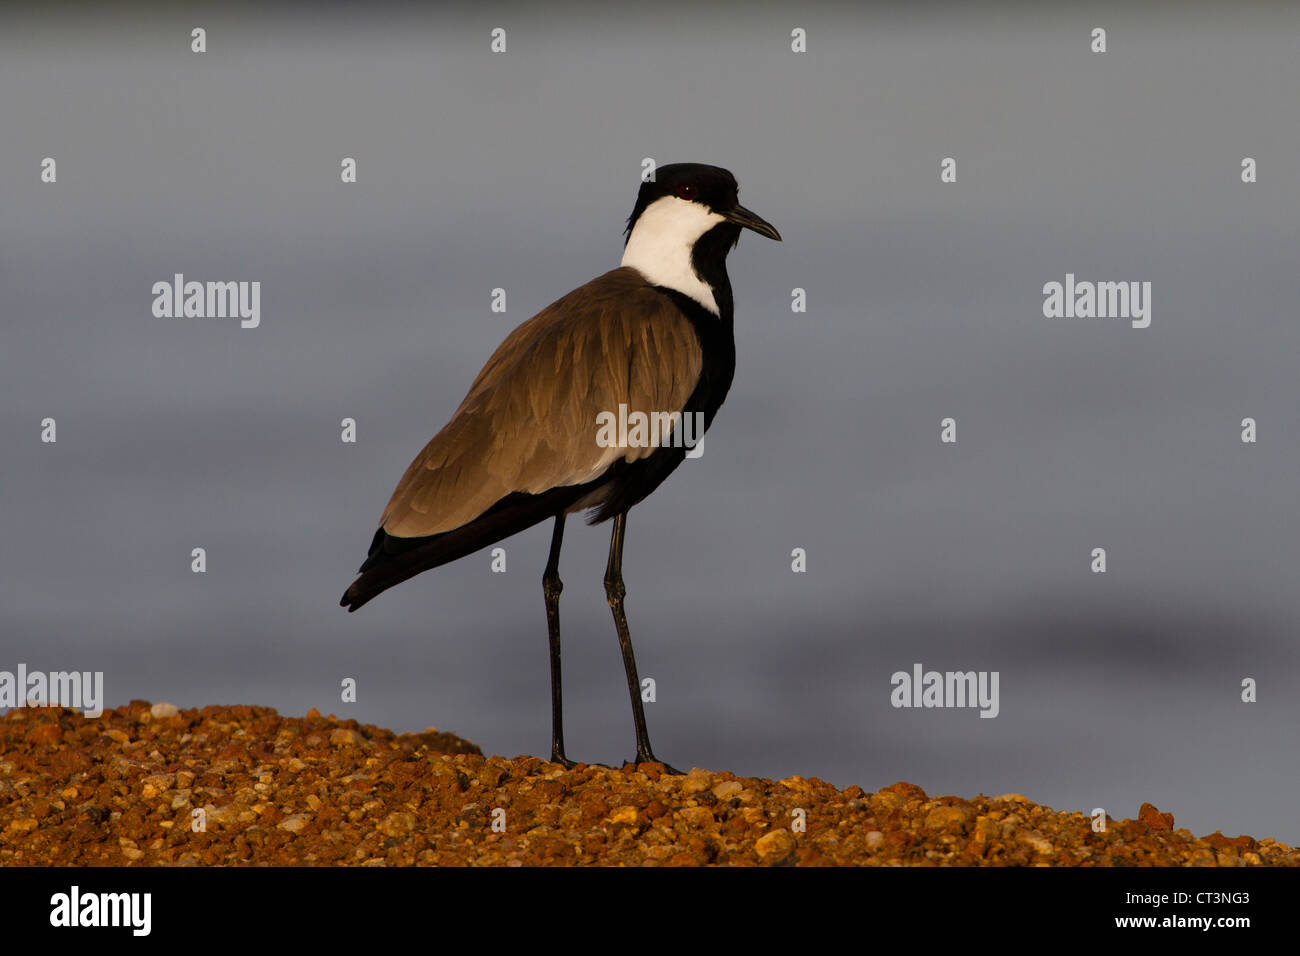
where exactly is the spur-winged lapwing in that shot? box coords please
[340,163,781,769]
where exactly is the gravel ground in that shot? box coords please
[0,702,1293,866]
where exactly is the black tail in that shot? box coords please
[339,485,589,612]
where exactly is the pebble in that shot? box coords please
[755,829,796,863]
[1138,802,1175,831]
[142,773,174,794]
[1022,832,1055,855]
[609,806,639,825]
[681,770,712,795]
[379,812,417,836]
[278,814,311,834]
[926,806,973,830]
[203,805,239,828]
[678,807,716,829]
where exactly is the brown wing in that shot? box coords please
[379,266,703,538]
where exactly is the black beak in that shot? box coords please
[724,204,782,241]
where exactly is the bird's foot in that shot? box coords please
[549,751,580,771]
[624,754,684,775]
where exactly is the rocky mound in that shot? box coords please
[0,702,1292,866]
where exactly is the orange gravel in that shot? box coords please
[1,702,1293,866]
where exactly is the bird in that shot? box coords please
[340,162,781,771]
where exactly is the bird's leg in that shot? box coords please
[604,513,681,774]
[543,515,576,770]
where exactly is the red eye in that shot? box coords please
[676,184,696,200]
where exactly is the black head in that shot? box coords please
[624,163,782,245]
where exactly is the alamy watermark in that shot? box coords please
[49,886,150,936]
[596,404,704,456]
[891,663,999,718]
[1043,273,1151,328]
[152,274,260,328]
[0,663,103,717]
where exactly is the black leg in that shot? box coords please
[604,512,680,773]
[543,515,575,769]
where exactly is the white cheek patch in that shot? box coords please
[620,195,725,315]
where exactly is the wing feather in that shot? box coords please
[379,267,703,538]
